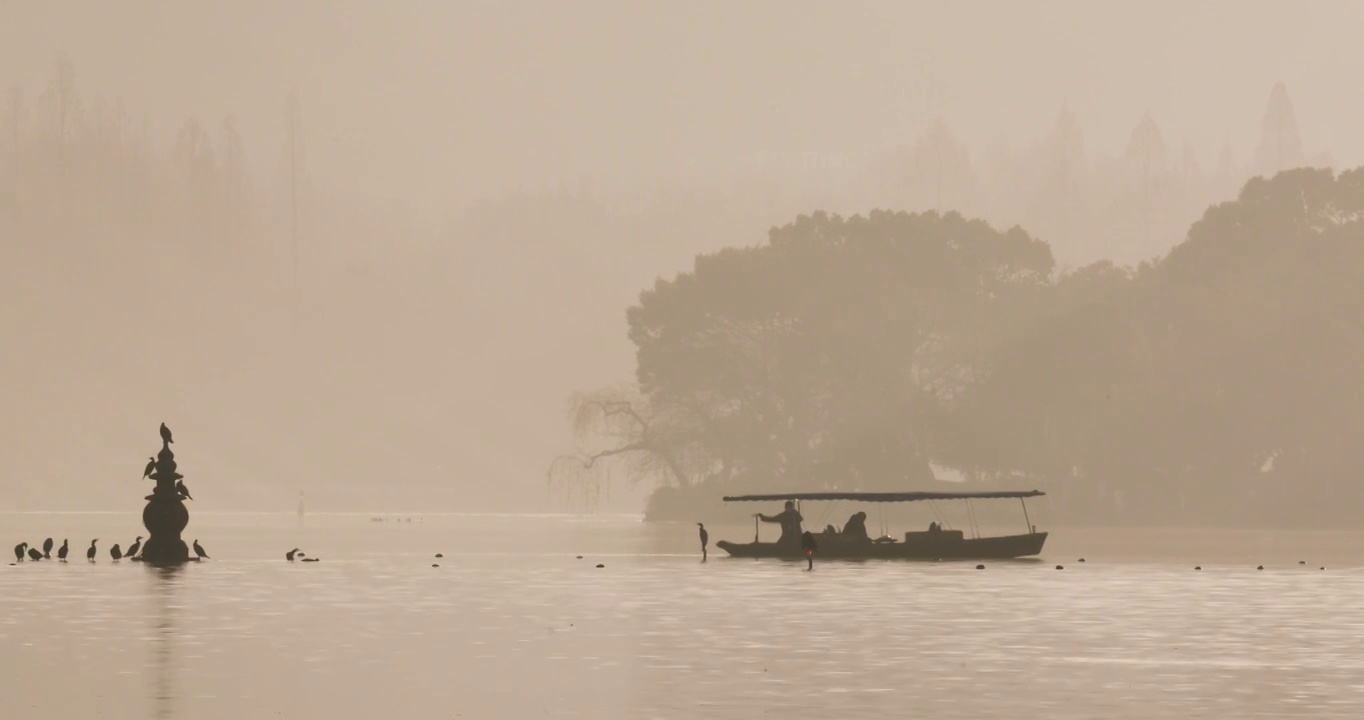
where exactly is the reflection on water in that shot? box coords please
[148,564,182,720]
[2,513,1364,719]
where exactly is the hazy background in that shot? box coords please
[4,0,1363,513]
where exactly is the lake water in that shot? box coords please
[3,512,1364,719]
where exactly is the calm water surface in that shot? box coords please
[3,512,1364,719]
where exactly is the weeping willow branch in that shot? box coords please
[547,386,715,505]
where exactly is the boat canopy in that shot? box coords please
[722,490,1044,503]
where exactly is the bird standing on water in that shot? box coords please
[42,538,53,559]
[14,542,28,562]
[126,536,143,559]
[27,547,43,562]
[143,457,156,479]
[176,480,193,501]
[192,539,208,560]
[697,523,709,560]
[801,531,818,571]
[87,539,98,562]
[160,422,174,445]
[110,544,123,561]
[56,539,69,561]
[286,548,300,561]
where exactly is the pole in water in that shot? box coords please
[753,513,759,543]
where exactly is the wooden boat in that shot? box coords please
[714,490,1048,560]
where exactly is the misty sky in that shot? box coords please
[7,1,1364,513]
[7,0,1363,215]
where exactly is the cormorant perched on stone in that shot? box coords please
[192,539,208,559]
[176,480,193,501]
[57,539,69,561]
[42,538,53,559]
[14,542,27,562]
[87,539,98,562]
[286,548,300,561]
[697,523,708,560]
[27,547,43,561]
[160,422,174,445]
[143,457,156,479]
[110,544,123,560]
[126,537,143,559]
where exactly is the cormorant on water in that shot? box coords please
[801,531,818,570]
[286,548,300,561]
[192,539,208,560]
[57,539,69,561]
[176,480,193,501]
[87,539,98,562]
[143,457,156,479]
[126,537,144,559]
[42,537,54,559]
[697,523,708,560]
[27,547,43,562]
[160,422,174,445]
[14,542,27,562]
[110,544,123,560]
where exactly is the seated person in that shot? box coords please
[842,511,870,540]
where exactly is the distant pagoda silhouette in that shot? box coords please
[141,426,191,563]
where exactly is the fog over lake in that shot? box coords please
[5,2,1364,718]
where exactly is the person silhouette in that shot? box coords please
[697,523,709,560]
[842,512,869,541]
[757,501,803,547]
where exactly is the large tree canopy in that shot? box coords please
[556,168,1364,526]
[964,167,1364,525]
[553,210,1054,497]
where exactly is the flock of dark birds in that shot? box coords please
[9,540,331,565]
[10,537,210,565]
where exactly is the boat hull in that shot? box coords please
[716,530,1047,560]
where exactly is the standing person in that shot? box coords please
[801,531,818,570]
[697,523,709,560]
[757,500,804,547]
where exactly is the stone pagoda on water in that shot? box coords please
[141,423,192,563]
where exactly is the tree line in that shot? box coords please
[553,167,1364,527]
